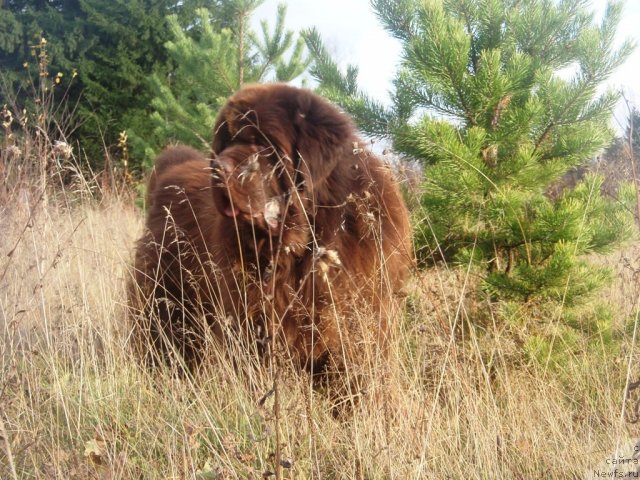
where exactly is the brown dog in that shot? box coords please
[129,84,412,383]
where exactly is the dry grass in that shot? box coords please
[1,178,640,479]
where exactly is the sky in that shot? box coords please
[253,0,640,132]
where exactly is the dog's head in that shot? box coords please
[211,84,355,249]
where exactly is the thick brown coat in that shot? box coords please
[129,84,412,377]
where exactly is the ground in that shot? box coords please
[1,186,640,479]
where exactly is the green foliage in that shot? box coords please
[0,1,88,142]
[137,2,309,167]
[0,1,282,168]
[523,302,623,374]
[71,0,185,162]
[0,1,174,164]
[306,0,637,307]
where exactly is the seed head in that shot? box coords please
[6,145,22,158]
[2,105,13,130]
[53,140,73,160]
[315,247,341,267]
[264,198,281,229]
[238,153,260,185]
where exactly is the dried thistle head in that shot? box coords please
[315,247,341,280]
[53,140,73,160]
[263,197,281,230]
[323,248,341,266]
[2,105,13,130]
[19,109,28,127]
[237,153,260,185]
[6,145,22,158]
[118,131,128,147]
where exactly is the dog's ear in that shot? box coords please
[213,100,257,155]
[291,90,353,187]
[213,99,264,158]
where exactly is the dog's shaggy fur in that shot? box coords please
[129,84,412,379]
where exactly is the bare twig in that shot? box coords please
[0,191,45,285]
[0,413,19,480]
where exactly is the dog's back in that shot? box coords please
[146,145,207,209]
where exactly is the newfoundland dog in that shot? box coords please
[129,84,412,382]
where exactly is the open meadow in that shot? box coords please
[2,0,640,477]
[1,170,640,479]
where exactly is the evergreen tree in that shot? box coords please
[306,0,636,306]
[0,0,220,166]
[0,1,86,120]
[139,1,308,166]
[73,0,193,160]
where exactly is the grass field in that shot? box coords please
[1,178,640,479]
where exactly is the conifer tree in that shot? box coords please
[0,0,227,166]
[306,0,637,306]
[138,1,308,165]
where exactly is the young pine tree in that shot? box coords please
[306,0,636,306]
[137,1,308,165]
